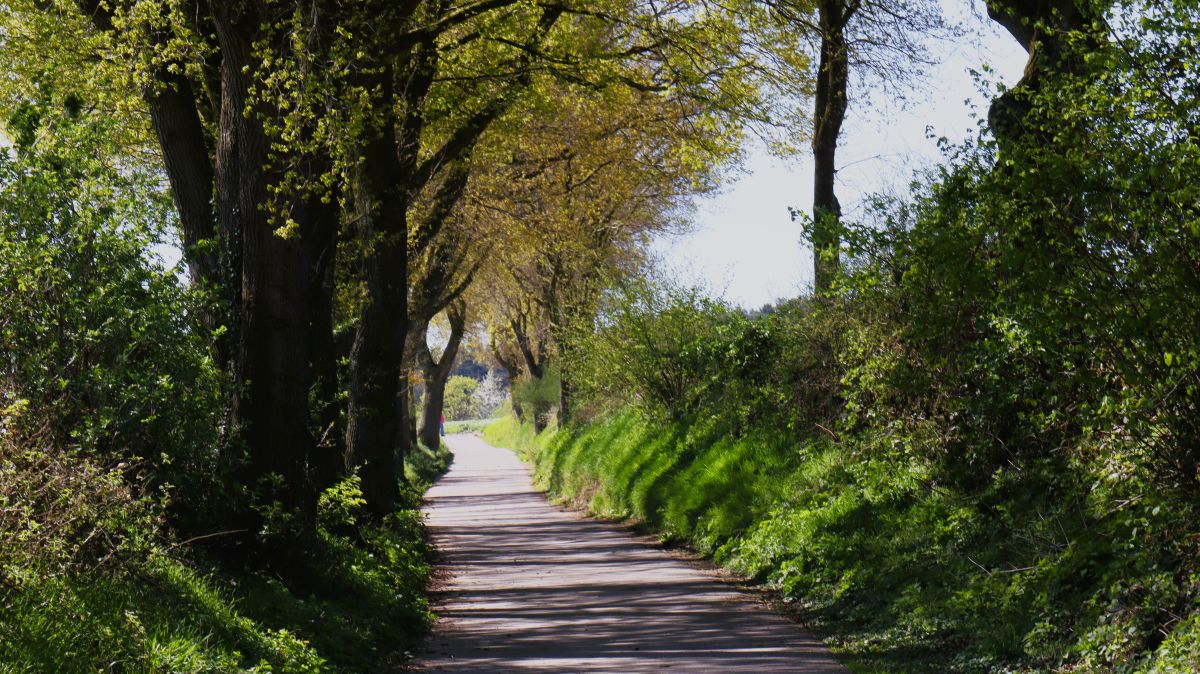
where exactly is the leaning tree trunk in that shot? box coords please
[77,0,230,364]
[417,303,467,450]
[986,0,1104,144]
[811,0,851,294]
[418,374,449,449]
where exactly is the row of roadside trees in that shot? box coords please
[0,0,815,585]
[0,0,1110,586]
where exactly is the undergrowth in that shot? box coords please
[485,415,1200,673]
[0,438,452,673]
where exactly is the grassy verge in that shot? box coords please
[0,441,453,673]
[444,418,504,435]
[484,413,1200,673]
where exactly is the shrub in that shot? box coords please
[512,365,561,429]
[0,122,223,526]
[570,277,846,439]
[442,375,480,421]
[571,279,733,421]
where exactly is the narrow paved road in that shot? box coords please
[414,433,845,673]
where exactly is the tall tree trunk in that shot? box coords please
[407,371,420,448]
[345,121,408,517]
[394,325,423,466]
[307,194,345,492]
[235,189,335,532]
[417,303,467,449]
[811,0,851,294]
[546,295,571,427]
[79,2,341,577]
[209,10,342,578]
[345,43,440,516]
[345,27,448,515]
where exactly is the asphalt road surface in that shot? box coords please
[413,433,845,673]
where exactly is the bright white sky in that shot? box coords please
[652,0,1029,309]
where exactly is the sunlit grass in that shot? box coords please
[486,412,1200,673]
[444,417,504,434]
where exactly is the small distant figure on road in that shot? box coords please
[440,413,446,437]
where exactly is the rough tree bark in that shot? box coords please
[394,324,428,466]
[345,60,416,518]
[394,359,416,467]
[77,1,343,576]
[211,5,343,556]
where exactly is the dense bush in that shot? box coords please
[570,281,734,421]
[831,2,1200,495]
[571,278,845,437]
[442,375,480,421]
[493,4,1200,671]
[0,104,227,536]
[512,365,561,429]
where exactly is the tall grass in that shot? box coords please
[485,413,1200,673]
